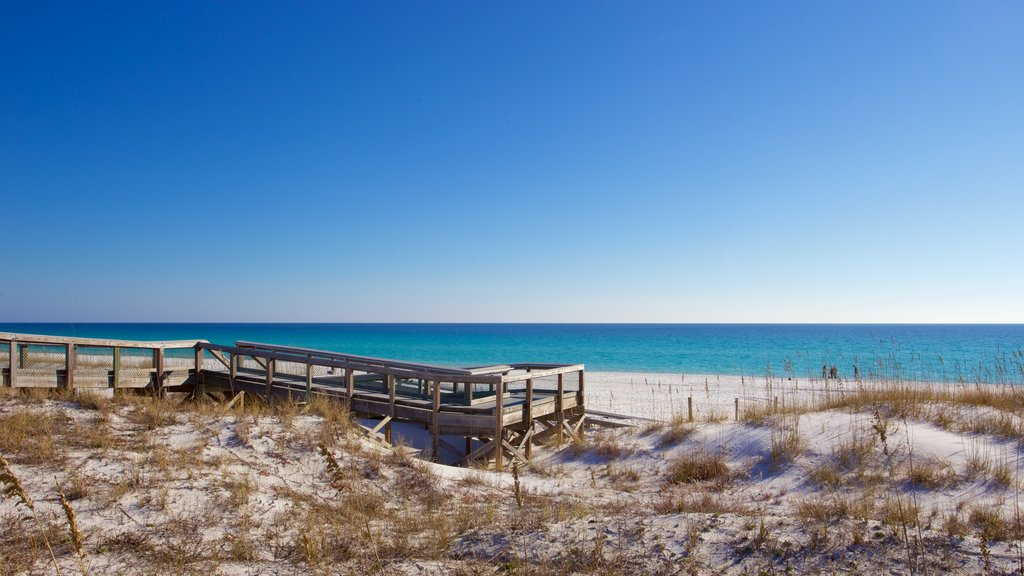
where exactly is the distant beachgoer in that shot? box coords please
[853,365,860,379]
[821,365,827,379]
[829,365,838,379]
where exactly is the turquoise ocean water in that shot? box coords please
[1,324,1022,384]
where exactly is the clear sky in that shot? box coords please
[2,2,1022,323]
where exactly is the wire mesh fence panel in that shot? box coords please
[162,347,194,369]
[74,346,114,387]
[0,342,9,386]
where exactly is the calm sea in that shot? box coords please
[1,323,1022,384]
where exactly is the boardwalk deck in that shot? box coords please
[1,332,585,469]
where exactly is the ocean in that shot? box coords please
[1,323,1022,384]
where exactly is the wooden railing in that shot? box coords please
[0,332,204,391]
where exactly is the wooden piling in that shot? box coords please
[112,347,121,389]
[494,379,504,470]
[386,374,395,445]
[265,359,274,396]
[305,356,313,396]
[525,375,534,460]
[688,396,693,422]
[65,343,75,389]
[734,397,739,421]
[153,349,165,398]
[7,341,16,387]
[556,373,564,447]
[431,380,440,461]
[345,369,354,410]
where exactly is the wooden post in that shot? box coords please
[556,373,564,447]
[734,397,739,421]
[153,349,165,398]
[265,358,274,396]
[345,369,354,411]
[688,396,693,422]
[65,344,75,389]
[525,375,534,460]
[7,341,16,387]
[112,347,121,389]
[464,381,472,404]
[385,374,395,445]
[577,370,586,441]
[229,353,238,389]
[431,380,440,462]
[194,346,204,395]
[494,379,504,470]
[305,355,313,396]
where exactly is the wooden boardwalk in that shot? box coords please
[1,332,585,469]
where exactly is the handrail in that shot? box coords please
[235,340,481,376]
[0,332,205,349]
[197,342,504,384]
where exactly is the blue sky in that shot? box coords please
[2,1,1022,322]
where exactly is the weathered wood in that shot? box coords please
[501,364,585,383]
[577,370,585,441]
[65,343,75,388]
[0,332,203,350]
[265,359,275,396]
[431,380,440,461]
[229,353,238,390]
[556,373,564,446]
[345,369,354,410]
[305,360,313,395]
[6,341,16,387]
[208,348,230,370]
[524,375,533,459]
[494,380,504,470]
[202,342,503,385]
[466,439,497,463]
[112,347,121,388]
[385,374,395,445]
[154,349,165,398]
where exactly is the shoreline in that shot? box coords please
[584,370,1023,421]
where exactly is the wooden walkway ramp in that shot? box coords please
[0,332,586,470]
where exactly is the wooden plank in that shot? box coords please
[8,341,16,387]
[501,364,586,383]
[466,439,496,462]
[577,370,585,441]
[229,353,237,390]
[556,373,564,446]
[367,416,391,437]
[65,344,75,388]
[235,340,479,376]
[265,359,274,396]
[385,374,395,444]
[0,332,203,349]
[305,359,313,395]
[525,375,533,459]
[431,380,440,461]
[345,369,354,410]
[494,380,504,470]
[154,349,165,397]
[208,349,230,369]
[201,342,503,385]
[112,347,121,388]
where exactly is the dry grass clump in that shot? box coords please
[905,455,958,489]
[123,396,179,430]
[590,431,639,460]
[0,410,68,465]
[657,415,695,448]
[768,416,805,470]
[664,448,730,485]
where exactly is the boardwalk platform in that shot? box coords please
[0,332,585,469]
